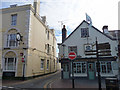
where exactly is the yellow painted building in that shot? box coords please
[0,1,57,79]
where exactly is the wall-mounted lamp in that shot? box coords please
[32,48,36,51]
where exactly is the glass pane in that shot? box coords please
[14,58,16,70]
[101,65,106,73]
[107,62,112,73]
[8,58,14,70]
[73,63,76,73]
[12,14,17,25]
[77,63,81,73]
[41,59,44,69]
[5,58,7,70]
[82,63,86,73]
[9,34,17,47]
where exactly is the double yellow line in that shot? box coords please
[43,77,60,88]
[43,71,61,88]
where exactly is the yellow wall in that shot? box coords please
[25,10,57,77]
[1,4,57,78]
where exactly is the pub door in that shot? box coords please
[88,62,95,80]
[63,63,69,79]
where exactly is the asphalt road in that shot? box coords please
[2,71,61,89]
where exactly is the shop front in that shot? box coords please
[61,57,118,79]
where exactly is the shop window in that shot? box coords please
[101,62,106,73]
[95,61,112,74]
[107,62,112,73]
[73,62,86,73]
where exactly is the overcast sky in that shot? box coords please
[1,0,120,55]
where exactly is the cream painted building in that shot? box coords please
[0,1,57,79]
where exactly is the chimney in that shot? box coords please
[33,0,40,15]
[102,25,109,34]
[10,4,17,8]
[41,16,46,24]
[62,25,67,43]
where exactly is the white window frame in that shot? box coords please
[7,34,18,47]
[73,62,87,74]
[3,57,16,71]
[47,60,49,70]
[41,59,44,70]
[95,61,112,74]
[11,14,17,26]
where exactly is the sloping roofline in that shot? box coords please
[59,20,116,45]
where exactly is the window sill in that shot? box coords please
[3,70,16,72]
[41,68,44,70]
[4,47,18,49]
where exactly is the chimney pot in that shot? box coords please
[102,25,109,34]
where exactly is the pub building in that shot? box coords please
[58,20,119,80]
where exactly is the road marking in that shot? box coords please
[43,76,60,88]
[49,78,60,88]
[8,87,14,88]
[2,86,7,88]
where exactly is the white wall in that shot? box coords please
[60,21,117,58]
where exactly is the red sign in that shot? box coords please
[68,52,76,60]
[22,58,24,62]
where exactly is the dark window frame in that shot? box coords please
[81,28,89,38]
